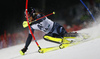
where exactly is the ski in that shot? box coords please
[20,33,92,55]
[38,46,60,53]
[38,41,82,53]
[38,44,70,53]
[38,33,90,53]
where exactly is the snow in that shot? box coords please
[0,37,100,59]
[1,19,100,59]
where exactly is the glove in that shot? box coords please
[22,21,31,28]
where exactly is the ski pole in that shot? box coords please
[25,0,41,49]
[23,12,55,28]
[80,0,96,23]
[36,12,55,21]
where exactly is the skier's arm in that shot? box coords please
[31,14,46,25]
[25,34,32,48]
[22,14,46,28]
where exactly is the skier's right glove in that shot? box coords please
[23,21,31,28]
[22,20,37,28]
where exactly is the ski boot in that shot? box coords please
[20,47,28,55]
[59,44,70,49]
[59,38,72,49]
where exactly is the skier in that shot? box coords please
[20,7,73,55]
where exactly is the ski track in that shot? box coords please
[0,23,100,59]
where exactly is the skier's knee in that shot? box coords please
[43,35,51,41]
[43,35,60,44]
[43,35,48,41]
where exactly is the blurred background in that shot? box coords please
[0,0,100,49]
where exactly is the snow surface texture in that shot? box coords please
[0,17,100,59]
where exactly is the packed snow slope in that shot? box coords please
[0,21,100,59]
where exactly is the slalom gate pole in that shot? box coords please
[25,0,41,49]
[80,0,96,23]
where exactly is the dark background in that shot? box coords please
[0,0,92,35]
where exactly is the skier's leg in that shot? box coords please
[20,34,32,55]
[43,35,71,44]
[20,28,34,55]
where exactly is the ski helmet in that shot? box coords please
[25,7,36,17]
